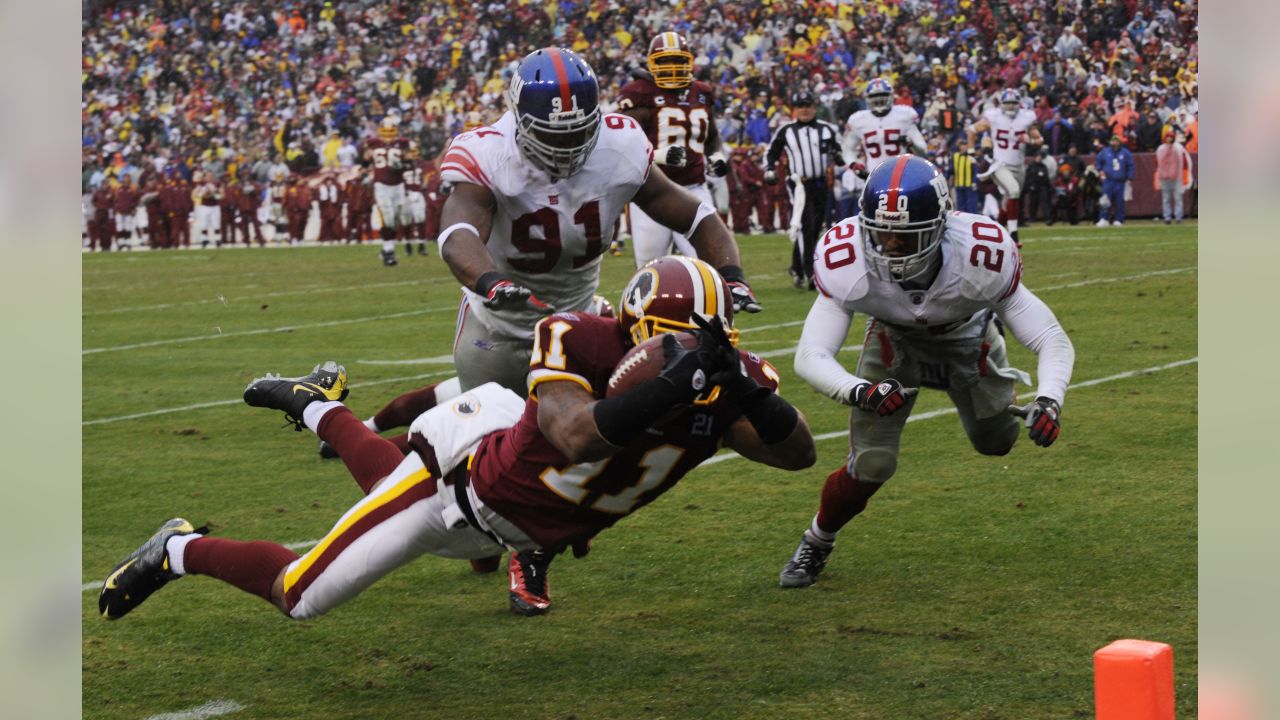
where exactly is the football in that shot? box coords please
[606,331,698,397]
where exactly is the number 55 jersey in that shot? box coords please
[440,111,655,339]
[467,312,779,551]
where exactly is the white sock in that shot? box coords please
[381,240,395,253]
[302,400,344,434]
[807,517,837,547]
[1007,218,1019,233]
[165,532,204,576]
[363,417,381,433]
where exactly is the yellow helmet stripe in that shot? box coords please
[687,257,720,317]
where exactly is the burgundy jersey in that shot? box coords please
[362,137,411,185]
[618,76,715,186]
[468,313,780,550]
[402,163,424,191]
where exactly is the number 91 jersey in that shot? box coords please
[468,313,780,550]
[813,211,1023,340]
[617,76,716,186]
[441,111,655,339]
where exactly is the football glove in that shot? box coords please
[727,280,762,313]
[475,273,550,313]
[852,379,917,416]
[655,331,721,403]
[707,152,729,178]
[764,168,778,184]
[661,145,688,168]
[1018,397,1062,447]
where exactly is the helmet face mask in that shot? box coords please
[1000,89,1021,118]
[618,256,738,348]
[378,117,399,141]
[508,48,601,179]
[647,32,694,89]
[865,78,894,117]
[859,156,951,283]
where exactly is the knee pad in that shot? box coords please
[970,416,1019,456]
[851,448,897,484]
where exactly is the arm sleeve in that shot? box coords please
[996,285,1075,404]
[793,294,864,404]
[765,125,788,168]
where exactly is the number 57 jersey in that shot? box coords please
[813,211,1023,339]
[441,111,655,340]
[468,313,779,550]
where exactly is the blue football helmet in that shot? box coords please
[1000,88,1022,118]
[859,155,951,282]
[865,78,894,117]
[506,48,601,179]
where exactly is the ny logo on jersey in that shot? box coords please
[654,96,666,106]
[548,194,559,205]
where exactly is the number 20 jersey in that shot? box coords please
[468,313,779,550]
[813,211,1023,341]
[441,111,655,339]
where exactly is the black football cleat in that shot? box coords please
[381,250,398,266]
[244,361,348,431]
[99,518,206,620]
[508,550,553,616]
[778,534,834,588]
[318,439,340,460]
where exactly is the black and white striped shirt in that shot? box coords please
[765,119,845,181]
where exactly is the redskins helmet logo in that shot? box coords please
[622,268,658,319]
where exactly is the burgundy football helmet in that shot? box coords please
[647,32,694,89]
[618,256,738,347]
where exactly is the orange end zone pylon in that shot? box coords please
[1094,639,1175,720]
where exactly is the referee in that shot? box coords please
[765,91,844,290]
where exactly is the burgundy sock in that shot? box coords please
[182,537,299,602]
[387,432,413,455]
[372,383,440,431]
[815,465,883,535]
[317,406,406,494]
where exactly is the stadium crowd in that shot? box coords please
[81,0,1199,249]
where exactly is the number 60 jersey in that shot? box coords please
[468,312,779,551]
[441,111,655,339]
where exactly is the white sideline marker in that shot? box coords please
[143,699,246,720]
[81,357,1196,594]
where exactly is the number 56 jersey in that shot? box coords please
[469,313,779,550]
[441,112,655,340]
[812,211,1023,340]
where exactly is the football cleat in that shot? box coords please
[99,518,206,620]
[244,361,349,431]
[779,534,834,588]
[318,439,340,460]
[508,550,553,616]
[381,250,398,266]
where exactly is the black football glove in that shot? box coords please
[852,379,917,416]
[655,329,726,404]
[727,280,762,313]
[475,272,550,313]
[707,152,729,178]
[1022,397,1062,447]
[662,145,688,168]
[692,314,770,405]
[764,168,778,184]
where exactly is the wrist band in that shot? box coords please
[592,378,683,447]
[717,264,746,284]
[437,221,480,250]
[473,271,506,297]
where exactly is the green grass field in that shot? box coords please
[83,222,1197,719]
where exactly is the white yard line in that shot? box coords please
[143,699,246,720]
[82,357,1195,594]
[82,371,456,426]
[1030,266,1193,292]
[84,279,431,316]
[700,357,1198,466]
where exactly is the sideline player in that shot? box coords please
[617,32,731,267]
[968,88,1042,244]
[97,258,815,622]
[777,155,1075,588]
[843,78,928,175]
[363,115,412,266]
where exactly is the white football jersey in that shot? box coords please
[982,108,1038,167]
[441,111,655,339]
[812,211,1022,342]
[845,106,928,173]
